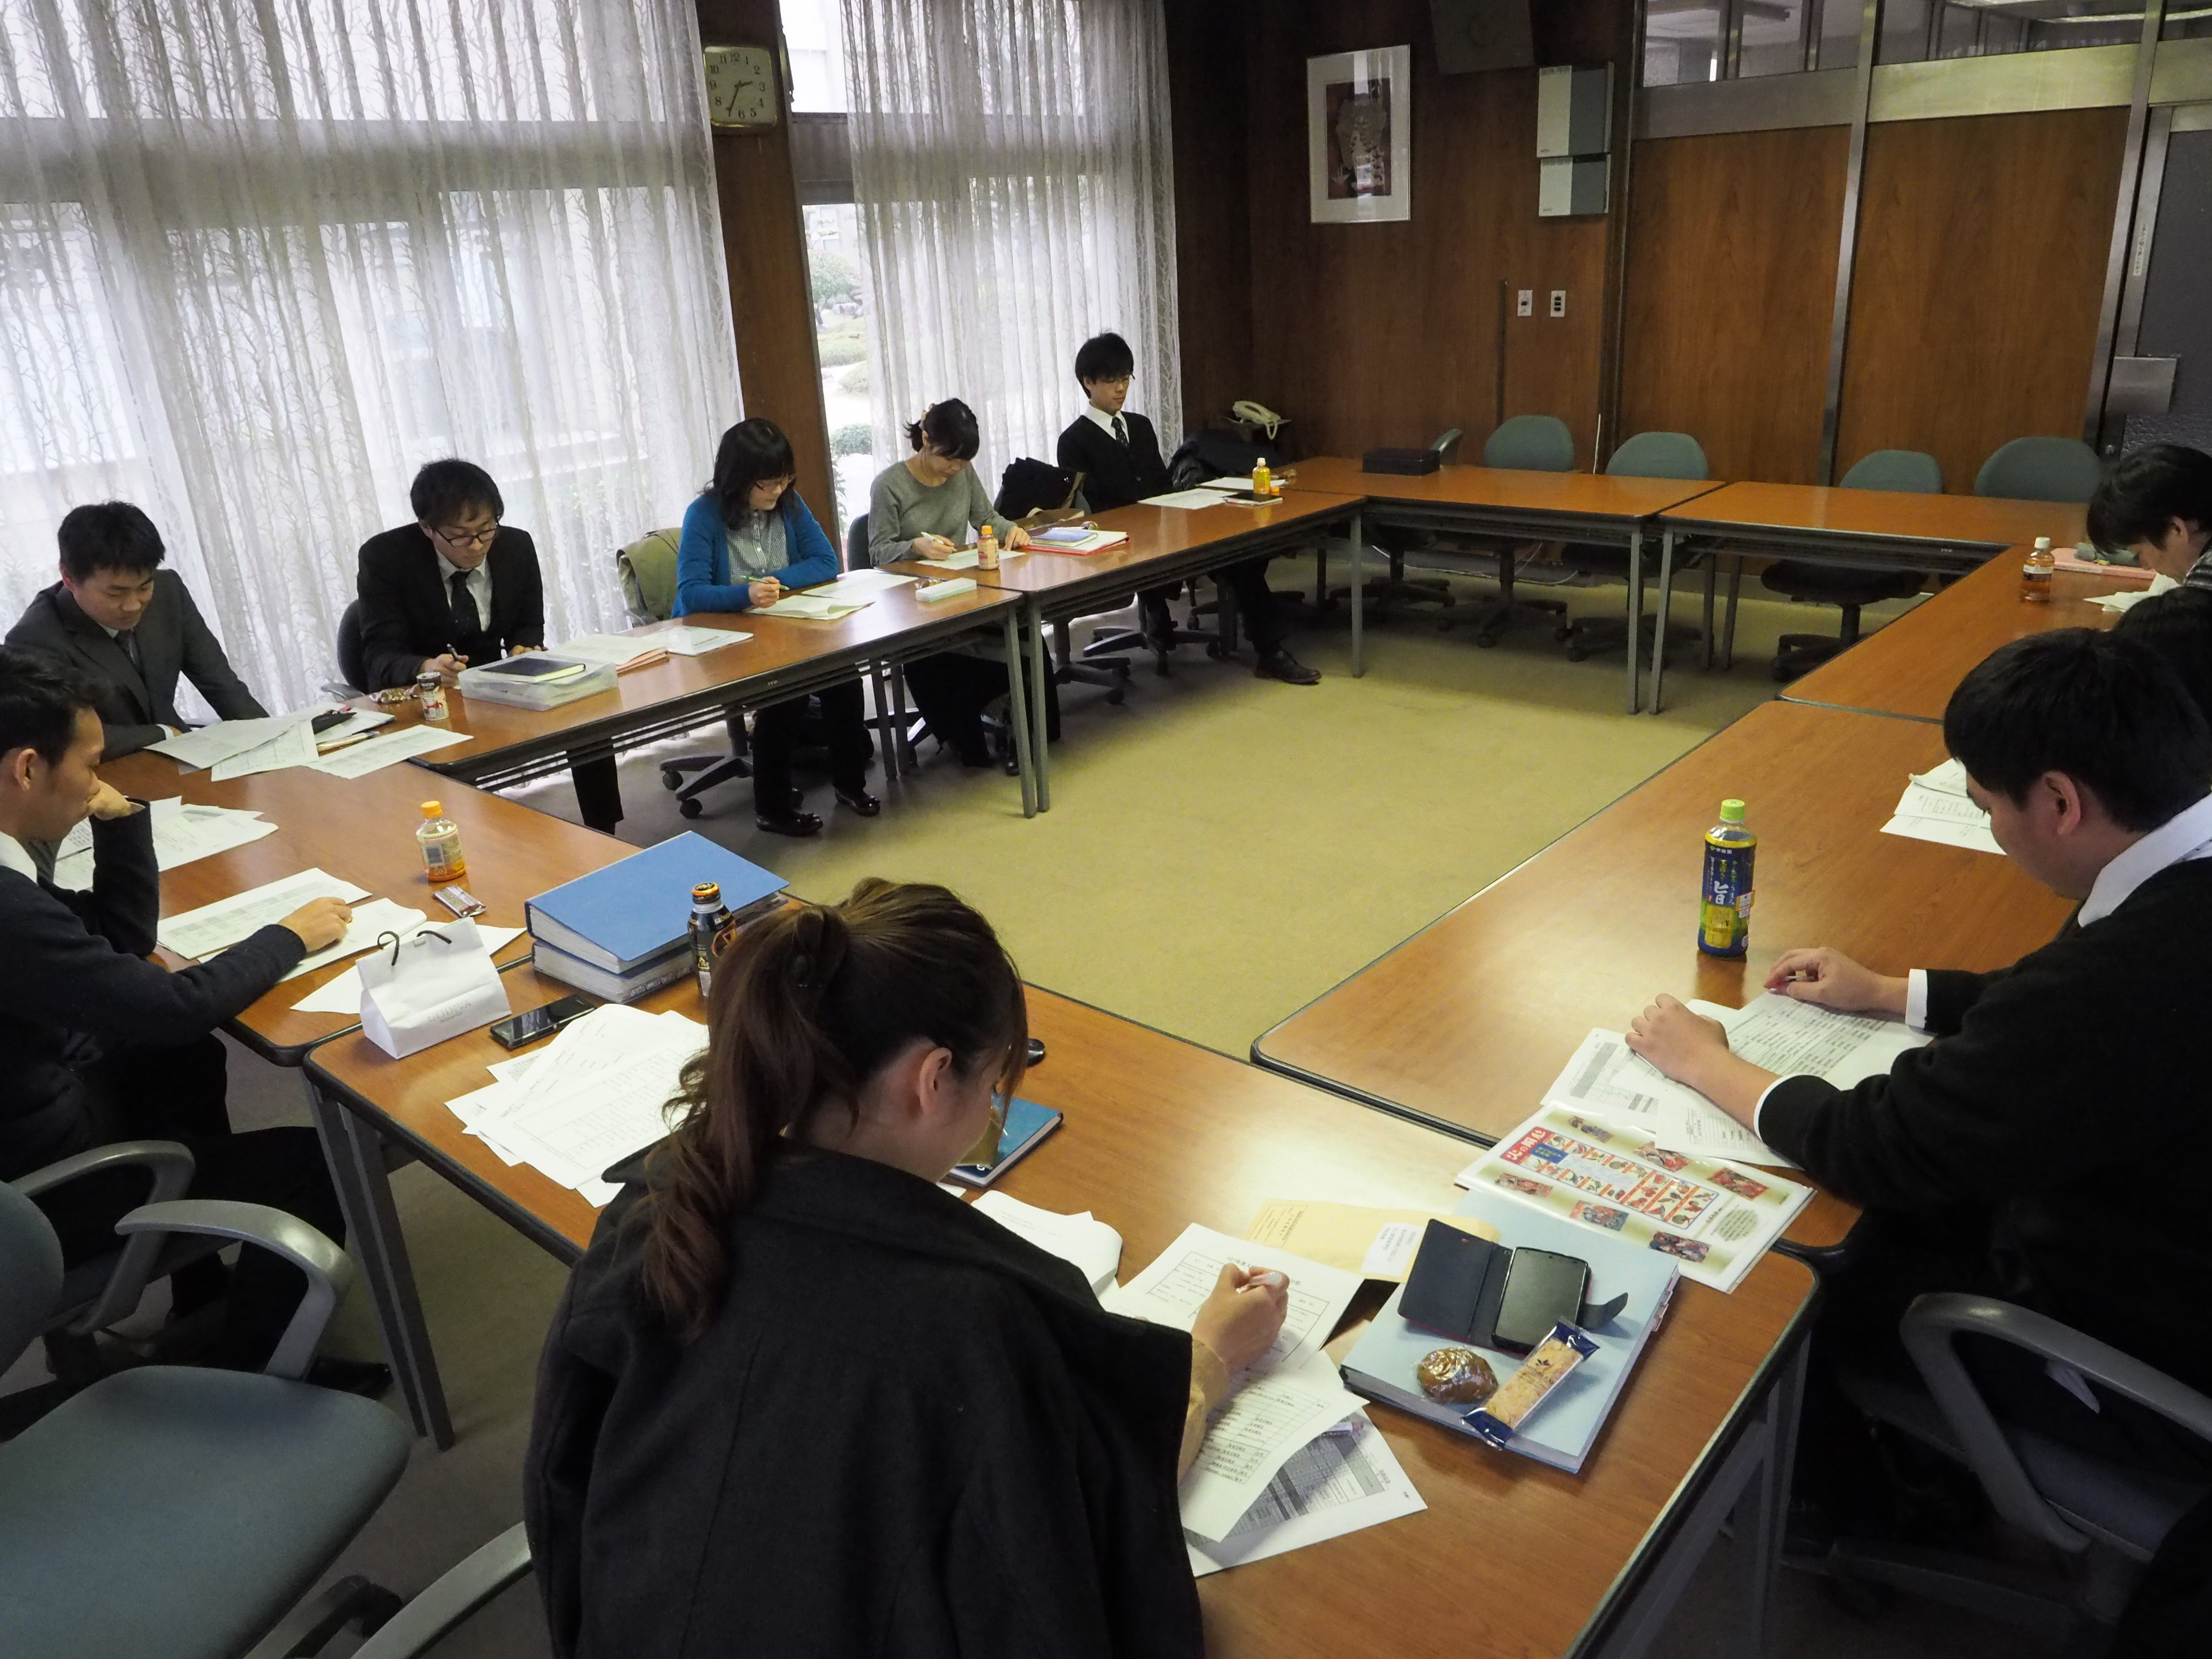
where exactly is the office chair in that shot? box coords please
[1803,1294,2212,1641]
[1438,415,1579,646]
[1329,431,1464,616]
[613,528,754,816]
[1557,432,1711,662]
[991,462,1130,703]
[1976,437,2103,505]
[1758,450,1940,681]
[0,1180,415,1658]
[326,601,369,699]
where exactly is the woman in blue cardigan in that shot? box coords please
[677,419,877,834]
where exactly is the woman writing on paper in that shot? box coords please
[526,879,1288,1659]
[866,399,1050,769]
[676,419,877,834]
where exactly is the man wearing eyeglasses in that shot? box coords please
[355,457,545,691]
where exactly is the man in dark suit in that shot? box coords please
[0,646,377,1379]
[1055,332,1319,685]
[1627,629,2212,1513]
[5,502,267,759]
[356,457,545,690]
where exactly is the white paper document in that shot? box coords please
[1883,810,2003,855]
[1103,1223,1364,1380]
[549,634,671,671]
[290,925,522,1013]
[305,723,470,778]
[148,715,313,772]
[1142,489,1236,510]
[1178,1355,1368,1543]
[760,592,871,621]
[648,623,750,654]
[1883,766,2002,855]
[2088,571,2178,613]
[49,800,278,891]
[1911,757,1970,796]
[156,868,372,961]
[830,568,916,595]
[281,899,425,981]
[209,718,319,781]
[1187,1414,1425,1575]
[970,1192,1123,1296]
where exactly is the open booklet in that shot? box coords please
[1542,991,1927,1165]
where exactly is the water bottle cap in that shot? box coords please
[420,800,442,818]
[692,881,721,905]
[2034,536,2052,551]
[1719,798,1745,823]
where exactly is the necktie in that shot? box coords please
[449,570,481,644]
[1112,414,1129,447]
[121,629,142,671]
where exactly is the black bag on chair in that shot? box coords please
[996,458,1080,520]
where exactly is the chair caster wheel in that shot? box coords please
[1475,634,1500,649]
[678,797,704,818]
[1566,647,1587,662]
[660,767,683,790]
[1106,688,1126,706]
[1205,643,1225,660]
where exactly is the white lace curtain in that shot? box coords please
[838,0,1181,489]
[0,0,739,713]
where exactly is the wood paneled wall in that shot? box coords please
[696,0,835,522]
[1165,1,1253,435]
[1619,128,1848,484]
[1836,107,2127,494]
[1174,0,1627,467]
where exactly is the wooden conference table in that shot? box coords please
[1780,540,2129,724]
[307,978,1819,1659]
[1648,485,2091,716]
[1252,698,2074,1245]
[400,582,1031,825]
[99,748,628,1065]
[889,487,1360,813]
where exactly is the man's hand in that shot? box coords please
[84,782,138,821]
[747,577,784,609]
[1626,995,1779,1125]
[1190,1263,1290,1375]
[1003,524,1031,550]
[1764,948,1909,1016]
[506,643,542,657]
[279,896,353,953]
[420,652,466,685]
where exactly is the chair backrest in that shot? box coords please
[336,601,366,692]
[845,512,871,571]
[1840,448,1943,494]
[0,1182,63,1373]
[1606,431,1709,481]
[1975,436,2103,504]
[615,529,683,624]
[1483,415,1576,473]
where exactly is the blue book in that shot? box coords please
[944,1097,1063,1189]
[1340,1189,1679,1474]
[525,832,784,974]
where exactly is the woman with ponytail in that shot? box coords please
[525,879,1287,1659]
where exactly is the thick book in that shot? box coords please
[943,1097,1063,1189]
[530,937,692,1005]
[526,832,784,974]
[1340,1189,1677,1474]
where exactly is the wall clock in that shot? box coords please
[703,44,779,131]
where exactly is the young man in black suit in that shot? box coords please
[1628,629,2212,1500]
[2087,442,2212,590]
[356,457,545,690]
[1054,332,1319,685]
[0,647,376,1379]
[5,502,267,759]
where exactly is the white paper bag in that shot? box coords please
[357,919,512,1058]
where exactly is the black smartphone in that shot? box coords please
[1026,1036,1046,1065]
[309,706,354,734]
[490,993,597,1050]
[1492,1248,1591,1355]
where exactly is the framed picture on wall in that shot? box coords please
[1308,46,1411,224]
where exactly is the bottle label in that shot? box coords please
[1699,839,1755,957]
[421,839,463,879]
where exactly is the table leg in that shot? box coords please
[568,749,622,833]
[1313,541,1328,608]
[1003,610,1037,817]
[866,661,900,781]
[306,1078,454,1448]
[890,664,916,768]
[1625,528,1644,714]
[1350,511,1366,678]
[1649,531,1678,716]
[1027,603,1051,813]
[1702,557,1718,670]
[1731,1334,1808,1659]
[1722,559,1743,672]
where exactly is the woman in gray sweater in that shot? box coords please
[866,400,1046,766]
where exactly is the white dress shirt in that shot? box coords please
[0,829,38,882]
[1081,402,1127,444]
[435,550,494,643]
[1755,790,2212,1138]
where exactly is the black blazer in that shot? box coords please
[1761,856,2212,1393]
[355,524,545,691]
[0,810,303,1180]
[1057,410,1170,513]
[5,575,266,758]
[527,1148,1202,1659]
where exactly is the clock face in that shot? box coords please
[703,45,778,129]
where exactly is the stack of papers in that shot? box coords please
[444,1005,706,1205]
[304,723,469,779]
[156,868,371,960]
[1187,1415,1424,1577]
[2087,571,2179,613]
[1030,526,1128,554]
[149,714,315,773]
[969,1191,1123,1295]
[210,719,320,781]
[151,707,396,780]
[551,634,676,672]
[1539,991,1927,1166]
[759,592,872,621]
[1141,488,1236,510]
[49,798,278,891]
[1882,756,2002,854]
[830,568,915,596]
